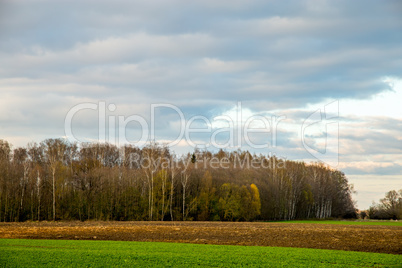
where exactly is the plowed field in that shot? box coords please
[0,221,400,254]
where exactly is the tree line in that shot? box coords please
[366,189,402,220]
[0,139,356,222]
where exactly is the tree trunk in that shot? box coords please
[52,167,56,221]
[30,189,33,221]
[181,173,188,221]
[170,170,175,221]
[37,170,40,221]
[161,172,165,221]
[147,171,154,221]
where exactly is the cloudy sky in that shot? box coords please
[1,0,401,209]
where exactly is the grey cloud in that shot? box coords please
[0,0,401,173]
[2,0,400,209]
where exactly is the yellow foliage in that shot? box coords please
[250,183,261,216]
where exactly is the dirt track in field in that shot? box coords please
[0,221,401,254]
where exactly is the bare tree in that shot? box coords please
[181,172,189,220]
[36,170,41,221]
[42,139,67,221]
[170,166,177,221]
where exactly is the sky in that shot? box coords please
[0,0,401,209]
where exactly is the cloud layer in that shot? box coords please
[1,0,401,209]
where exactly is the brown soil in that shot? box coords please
[0,221,400,254]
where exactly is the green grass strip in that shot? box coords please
[276,220,402,226]
[0,239,400,267]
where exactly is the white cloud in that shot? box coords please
[340,77,402,119]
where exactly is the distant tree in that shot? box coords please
[369,189,402,220]
[42,139,67,221]
[359,210,368,219]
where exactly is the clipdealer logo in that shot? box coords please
[64,100,339,167]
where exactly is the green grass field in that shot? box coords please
[0,239,400,267]
[278,220,402,226]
